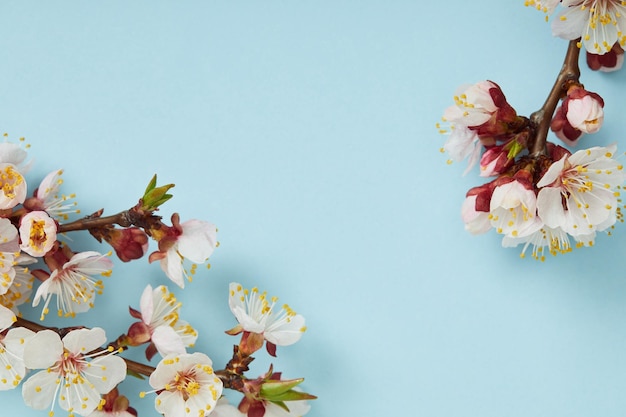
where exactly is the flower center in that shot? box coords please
[57,349,85,378]
[0,165,23,199]
[28,220,47,250]
[171,371,200,401]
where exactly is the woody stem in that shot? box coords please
[57,210,135,233]
[529,39,581,156]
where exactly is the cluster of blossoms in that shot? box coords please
[439,77,625,260]
[437,2,626,259]
[0,137,314,417]
[525,0,626,71]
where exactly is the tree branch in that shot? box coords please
[529,39,581,156]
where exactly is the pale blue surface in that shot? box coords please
[1,1,626,416]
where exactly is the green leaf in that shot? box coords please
[261,378,304,397]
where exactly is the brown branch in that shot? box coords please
[529,39,581,156]
[58,210,134,233]
[15,317,156,377]
[13,317,238,385]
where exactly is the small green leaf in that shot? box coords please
[261,378,304,397]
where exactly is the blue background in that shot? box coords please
[2,1,626,416]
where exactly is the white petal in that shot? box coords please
[23,330,62,369]
[0,304,15,330]
[537,155,566,188]
[162,249,185,288]
[140,284,155,324]
[537,187,566,229]
[155,390,186,417]
[152,326,186,357]
[178,220,217,262]
[57,374,101,416]
[85,355,127,394]
[265,314,306,346]
[62,327,106,354]
[21,369,59,410]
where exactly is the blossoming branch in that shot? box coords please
[437,1,626,260]
[0,137,315,417]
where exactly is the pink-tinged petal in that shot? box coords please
[23,329,62,369]
[140,284,155,324]
[21,369,59,410]
[566,95,604,133]
[62,327,107,354]
[152,326,186,357]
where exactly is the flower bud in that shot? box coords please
[107,227,149,262]
[551,85,604,146]
[478,137,524,177]
[565,87,604,134]
[550,104,583,146]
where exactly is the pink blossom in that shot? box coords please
[0,163,27,210]
[144,352,223,417]
[552,0,626,55]
[126,284,198,360]
[23,169,80,221]
[551,86,604,146]
[32,249,113,320]
[479,144,514,177]
[536,144,626,236]
[226,283,306,356]
[149,213,217,288]
[442,80,518,136]
[19,211,57,257]
[21,327,126,416]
